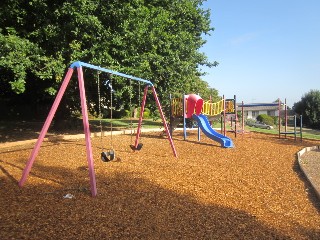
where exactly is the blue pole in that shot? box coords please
[70,61,153,86]
[183,94,187,140]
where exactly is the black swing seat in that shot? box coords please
[101,149,116,162]
[130,143,143,151]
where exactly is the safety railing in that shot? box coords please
[202,99,224,116]
[171,98,225,117]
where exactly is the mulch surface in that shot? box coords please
[1,130,320,239]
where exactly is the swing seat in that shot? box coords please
[101,149,115,162]
[130,143,143,151]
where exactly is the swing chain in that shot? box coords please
[129,79,133,141]
[98,72,116,162]
[109,74,113,149]
[96,71,104,152]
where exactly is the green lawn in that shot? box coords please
[89,118,163,129]
[90,118,320,141]
[240,125,320,141]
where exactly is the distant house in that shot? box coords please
[237,103,285,119]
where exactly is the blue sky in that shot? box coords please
[200,1,320,107]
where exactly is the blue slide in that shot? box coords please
[192,114,234,148]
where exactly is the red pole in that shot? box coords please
[223,95,226,136]
[242,101,244,133]
[278,98,281,139]
[285,98,287,139]
[234,95,237,138]
[19,68,74,188]
[134,85,148,149]
[77,66,97,197]
[151,86,178,157]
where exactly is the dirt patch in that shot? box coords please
[1,131,320,239]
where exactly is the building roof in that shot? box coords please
[237,103,283,111]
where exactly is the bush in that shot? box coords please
[143,111,150,118]
[136,107,151,119]
[245,118,256,126]
[257,114,274,126]
[151,109,160,121]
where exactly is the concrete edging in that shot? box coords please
[297,145,320,200]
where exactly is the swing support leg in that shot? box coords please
[19,67,98,197]
[134,86,148,149]
[77,67,97,197]
[134,85,177,157]
[19,68,75,188]
[151,86,177,157]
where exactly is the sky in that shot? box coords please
[199,1,320,107]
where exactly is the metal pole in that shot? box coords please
[77,66,97,197]
[300,115,303,142]
[183,94,187,140]
[169,94,173,136]
[234,95,237,138]
[278,98,281,139]
[134,86,148,148]
[151,86,178,157]
[223,95,226,136]
[285,98,287,139]
[294,115,297,141]
[19,68,74,188]
[242,101,244,133]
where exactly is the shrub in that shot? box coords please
[142,112,149,118]
[257,114,274,126]
[245,118,256,126]
[151,109,160,121]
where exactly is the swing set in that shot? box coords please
[18,61,177,197]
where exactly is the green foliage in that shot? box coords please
[294,89,320,129]
[245,118,256,126]
[151,109,161,121]
[0,0,217,120]
[256,114,274,126]
[143,111,150,119]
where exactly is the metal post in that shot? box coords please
[294,115,297,141]
[242,101,245,133]
[19,68,74,188]
[234,95,237,138]
[285,98,287,139]
[223,95,226,136]
[183,94,187,140]
[151,86,177,157]
[77,66,97,197]
[278,98,281,139]
[169,94,173,136]
[300,115,303,142]
[134,85,148,149]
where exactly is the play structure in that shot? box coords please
[278,98,302,141]
[226,98,246,136]
[19,61,177,197]
[170,94,234,148]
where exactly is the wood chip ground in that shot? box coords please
[1,131,320,239]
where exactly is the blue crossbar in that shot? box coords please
[70,61,153,86]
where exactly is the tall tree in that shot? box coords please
[293,90,320,129]
[0,0,216,119]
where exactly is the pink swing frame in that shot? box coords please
[19,61,177,197]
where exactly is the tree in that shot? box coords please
[0,0,217,120]
[293,90,320,129]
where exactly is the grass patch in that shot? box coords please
[89,118,163,129]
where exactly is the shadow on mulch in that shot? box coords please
[292,158,320,212]
[1,169,318,239]
[0,120,103,143]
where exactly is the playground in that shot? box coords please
[1,129,320,239]
[1,62,320,239]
